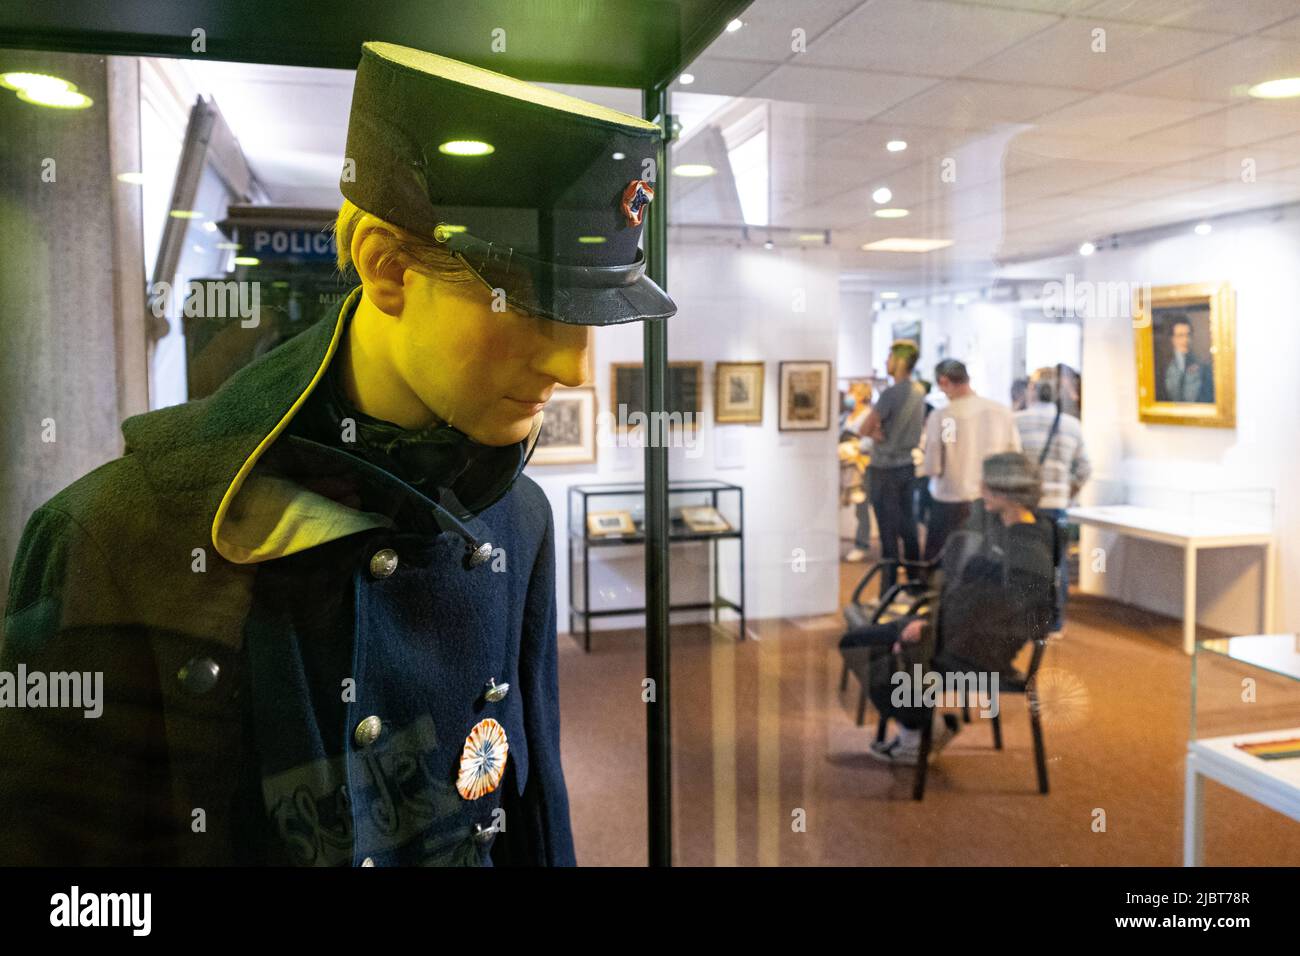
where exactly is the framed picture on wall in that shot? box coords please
[610,361,703,430]
[1133,282,1235,428]
[529,386,596,465]
[714,361,764,423]
[778,360,833,431]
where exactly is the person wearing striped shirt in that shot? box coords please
[1014,366,1092,631]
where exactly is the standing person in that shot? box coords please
[849,341,926,586]
[1015,366,1092,631]
[921,359,1021,560]
[0,42,678,865]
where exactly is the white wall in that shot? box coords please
[526,240,843,636]
[1005,212,1300,634]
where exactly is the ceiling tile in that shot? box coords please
[963,18,1229,90]
[1031,92,1223,140]
[802,0,1063,76]
[679,56,775,96]
[701,0,869,64]
[1132,100,1300,149]
[746,63,938,112]
[870,78,1087,129]
[1124,35,1300,101]
[1084,0,1300,35]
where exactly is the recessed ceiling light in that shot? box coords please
[763,240,774,250]
[726,18,744,32]
[872,186,893,204]
[1194,221,1212,235]
[438,139,494,156]
[202,221,218,233]
[233,256,260,266]
[886,140,908,152]
[0,71,72,92]
[679,73,695,85]
[797,232,825,242]
[612,151,625,160]
[874,208,909,219]
[1248,77,1300,99]
[673,163,716,177]
[16,83,92,109]
[879,291,900,300]
[1079,241,1096,256]
[861,237,953,253]
[577,236,606,244]
[116,171,145,185]
[169,209,204,219]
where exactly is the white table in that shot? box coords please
[1067,505,1277,654]
[1185,725,1300,866]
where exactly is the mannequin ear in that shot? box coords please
[351,216,408,317]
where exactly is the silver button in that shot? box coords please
[353,715,382,748]
[360,857,375,867]
[369,548,399,578]
[468,541,492,567]
[484,678,510,703]
[177,657,220,696]
[473,823,496,845]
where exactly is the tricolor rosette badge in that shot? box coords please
[456,717,509,800]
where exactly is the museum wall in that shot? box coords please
[1006,208,1300,635]
[526,240,843,636]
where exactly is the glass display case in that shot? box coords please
[567,480,744,652]
[1185,635,1300,864]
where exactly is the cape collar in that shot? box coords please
[120,286,543,565]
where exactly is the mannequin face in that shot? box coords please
[345,215,590,445]
[394,272,589,444]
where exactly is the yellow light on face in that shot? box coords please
[1248,77,1300,99]
[874,208,909,218]
[438,139,494,156]
[17,86,92,109]
[673,163,716,177]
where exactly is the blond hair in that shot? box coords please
[333,198,477,284]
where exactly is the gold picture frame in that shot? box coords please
[1133,282,1235,428]
[679,505,731,533]
[714,361,764,423]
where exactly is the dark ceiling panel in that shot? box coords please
[0,0,753,89]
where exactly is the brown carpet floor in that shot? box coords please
[556,561,1300,866]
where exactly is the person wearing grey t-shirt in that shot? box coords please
[850,340,926,588]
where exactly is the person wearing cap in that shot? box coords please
[840,453,1055,766]
[0,42,674,865]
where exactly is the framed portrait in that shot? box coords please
[610,361,703,430]
[714,361,764,423]
[586,510,636,537]
[778,360,833,431]
[530,386,596,465]
[679,505,731,533]
[1133,282,1235,428]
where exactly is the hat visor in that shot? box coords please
[445,233,677,326]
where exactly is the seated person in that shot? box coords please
[839,452,1055,766]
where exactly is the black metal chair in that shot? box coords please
[839,557,938,726]
[844,512,1063,801]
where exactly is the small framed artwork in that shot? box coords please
[1133,282,1235,428]
[714,361,764,423]
[778,360,833,431]
[679,505,731,533]
[586,510,636,537]
[610,361,703,430]
[530,386,596,465]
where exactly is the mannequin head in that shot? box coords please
[334,200,590,445]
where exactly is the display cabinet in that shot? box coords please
[1185,634,1300,864]
[567,480,745,652]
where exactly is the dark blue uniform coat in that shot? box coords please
[0,288,576,866]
